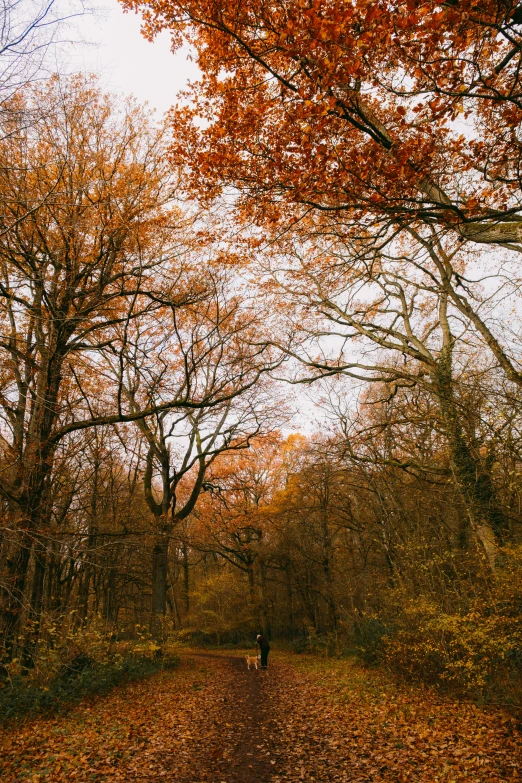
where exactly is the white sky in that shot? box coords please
[69,0,199,114]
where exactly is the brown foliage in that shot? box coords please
[123,0,522,245]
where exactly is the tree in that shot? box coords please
[93,260,283,633]
[124,0,522,248]
[261,231,511,566]
[190,433,295,635]
[123,0,522,408]
[0,74,216,663]
[0,0,85,105]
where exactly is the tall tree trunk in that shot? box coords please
[100,566,119,633]
[247,560,256,604]
[45,544,56,613]
[1,355,64,662]
[257,558,270,637]
[21,538,47,670]
[151,535,169,639]
[77,457,98,627]
[77,525,97,628]
[1,528,33,663]
[167,577,181,628]
[320,507,337,631]
[77,565,92,627]
[285,564,295,640]
[433,348,505,568]
[182,541,190,616]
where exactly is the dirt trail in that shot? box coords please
[182,652,276,783]
[1,651,520,782]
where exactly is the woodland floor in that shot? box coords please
[0,650,521,783]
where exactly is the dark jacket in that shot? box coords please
[256,634,270,650]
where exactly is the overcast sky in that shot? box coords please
[60,0,325,432]
[70,0,199,114]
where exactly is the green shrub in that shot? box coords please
[290,637,310,654]
[287,628,343,657]
[0,653,179,724]
[352,617,390,664]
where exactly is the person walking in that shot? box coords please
[256,633,270,669]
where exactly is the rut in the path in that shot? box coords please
[196,654,276,783]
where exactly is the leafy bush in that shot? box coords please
[289,637,310,654]
[352,618,390,665]
[0,614,181,724]
[0,652,179,724]
[377,547,522,701]
[288,626,343,657]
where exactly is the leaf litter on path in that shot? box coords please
[0,651,520,782]
[264,655,521,782]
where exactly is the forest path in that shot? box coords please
[1,650,521,782]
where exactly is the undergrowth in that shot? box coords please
[0,652,179,724]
